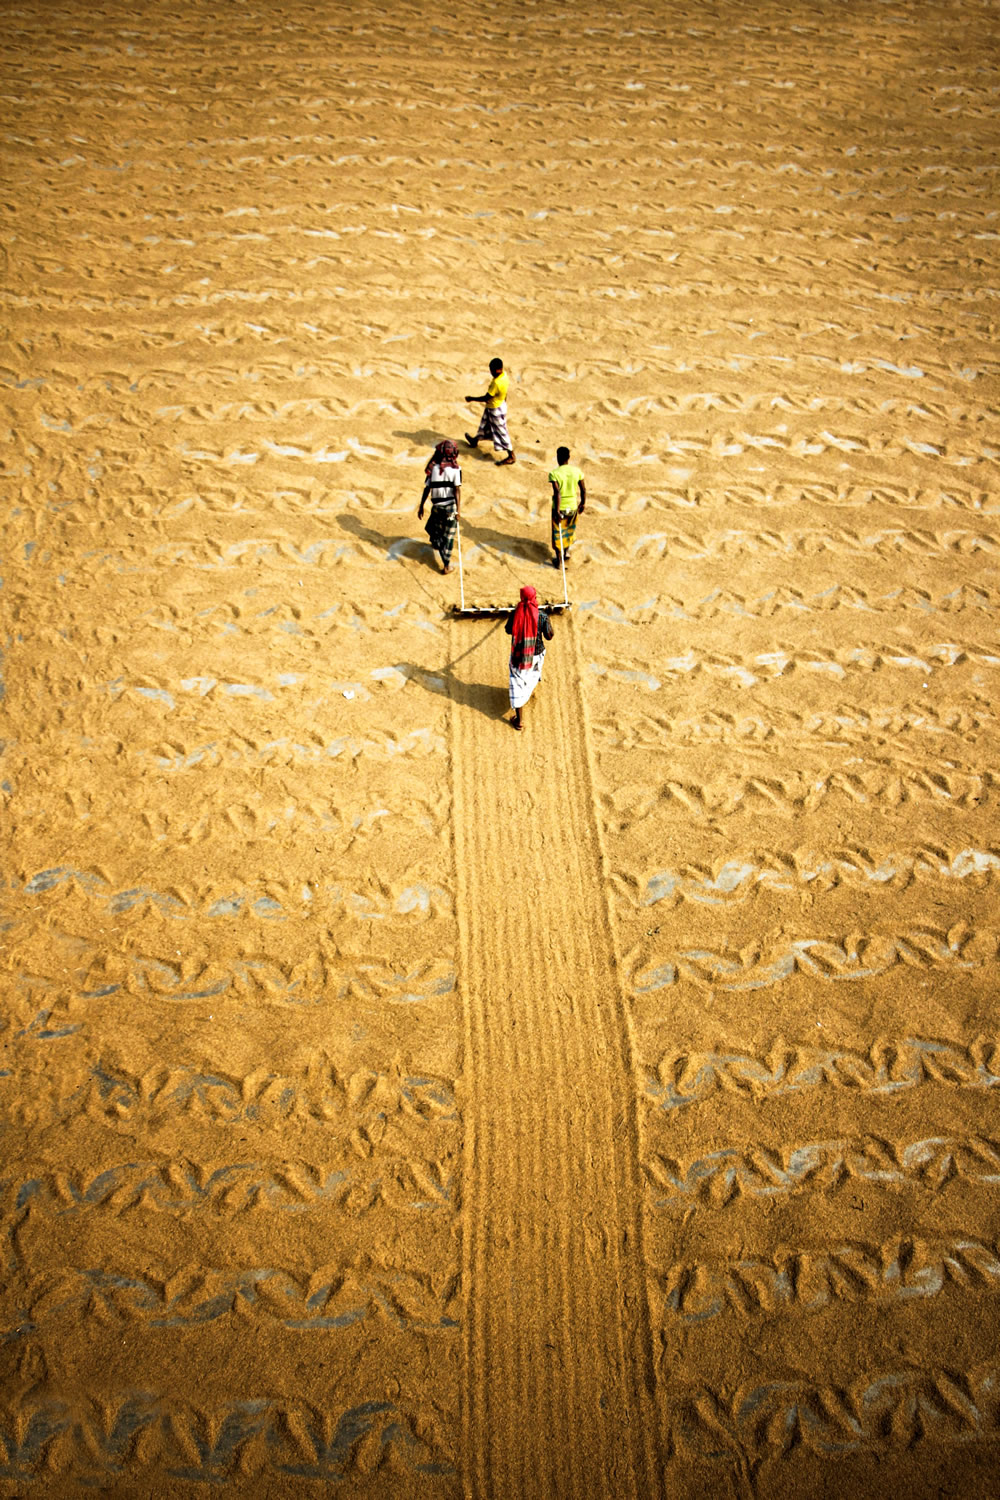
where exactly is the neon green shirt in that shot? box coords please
[486,371,509,408]
[548,462,584,512]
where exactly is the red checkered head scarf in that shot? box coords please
[510,585,540,668]
[425,439,459,476]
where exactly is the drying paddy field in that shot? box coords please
[2,0,999,1493]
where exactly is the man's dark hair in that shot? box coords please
[556,445,570,464]
[490,357,503,373]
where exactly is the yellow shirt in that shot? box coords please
[548,462,584,512]
[486,371,509,408]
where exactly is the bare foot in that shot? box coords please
[510,716,522,730]
[464,433,479,447]
[496,452,516,466]
[442,565,452,574]
[551,555,561,568]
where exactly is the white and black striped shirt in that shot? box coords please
[427,463,461,506]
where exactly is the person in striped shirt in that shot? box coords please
[418,439,462,573]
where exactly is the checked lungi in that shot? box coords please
[425,502,458,570]
[551,508,578,554]
[475,401,512,454]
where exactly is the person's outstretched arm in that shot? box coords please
[578,478,587,514]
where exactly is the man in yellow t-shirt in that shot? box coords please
[465,356,516,466]
[548,445,586,567]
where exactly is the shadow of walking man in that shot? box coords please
[392,428,447,449]
[336,513,438,570]
[396,619,508,721]
[337,509,550,575]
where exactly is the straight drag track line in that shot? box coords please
[451,612,658,1499]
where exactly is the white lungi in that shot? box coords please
[509,648,545,709]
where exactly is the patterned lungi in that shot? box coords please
[425,502,458,569]
[551,508,578,554]
[509,648,546,709]
[476,401,512,454]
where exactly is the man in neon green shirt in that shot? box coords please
[548,445,586,567]
[465,356,516,466]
